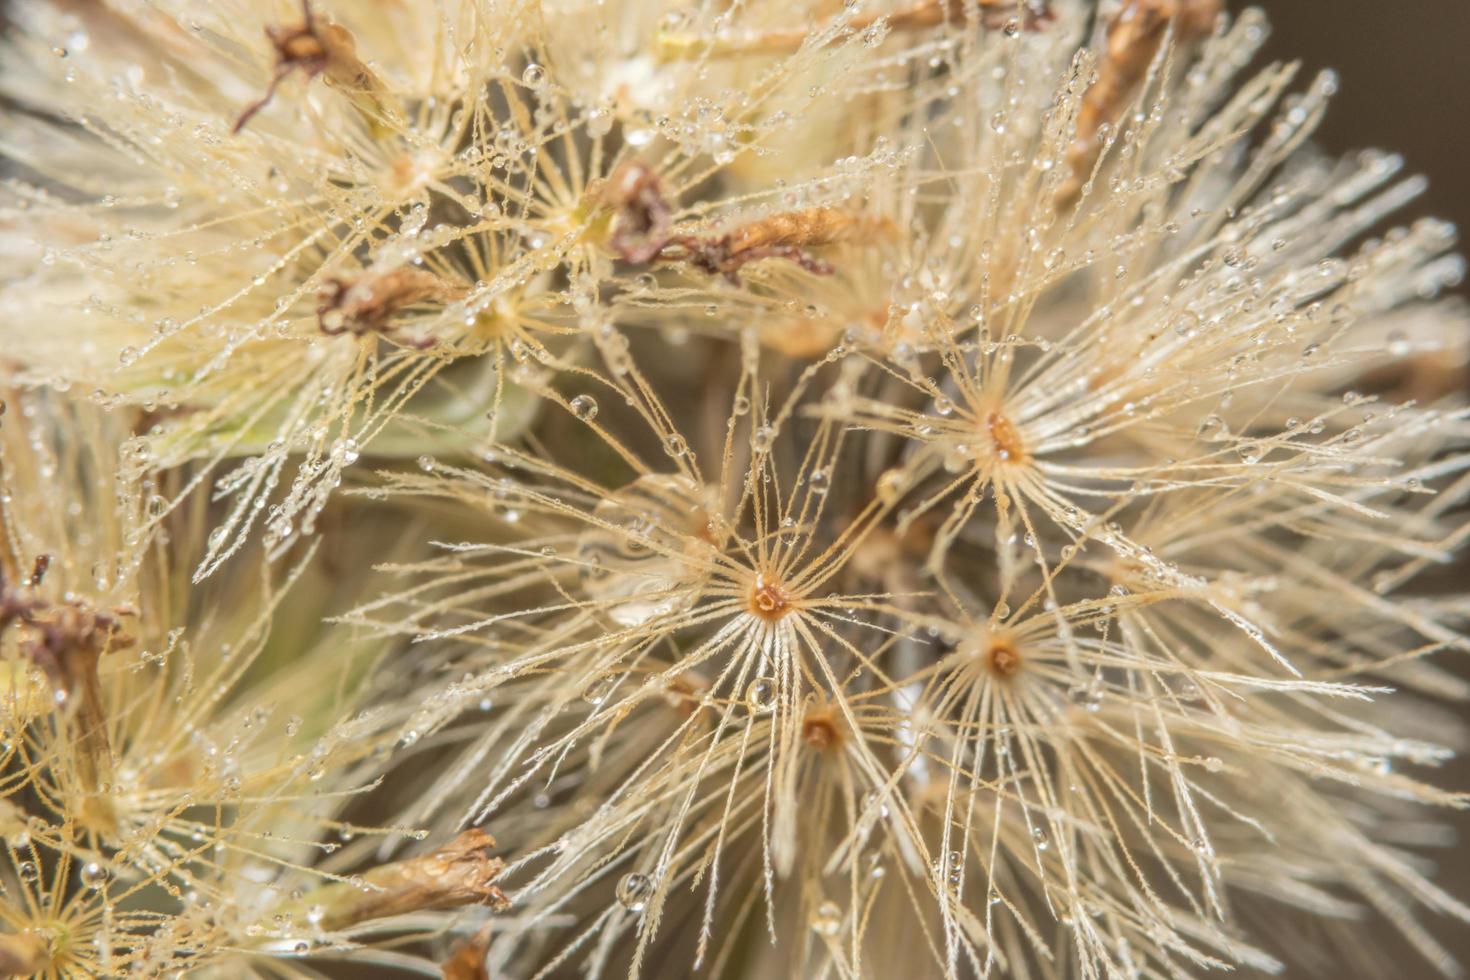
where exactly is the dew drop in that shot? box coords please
[615,871,652,912]
[1068,682,1103,712]
[875,467,906,504]
[746,676,777,713]
[581,674,617,706]
[810,900,842,936]
[569,394,599,421]
[584,106,613,139]
[1196,415,1229,442]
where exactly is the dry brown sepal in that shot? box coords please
[234,0,390,133]
[316,267,469,348]
[604,160,673,265]
[664,207,894,284]
[0,930,48,977]
[311,829,510,932]
[1058,0,1222,207]
[603,164,888,283]
[657,0,1054,61]
[0,557,133,810]
[441,925,493,980]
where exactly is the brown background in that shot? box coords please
[1262,3,1470,977]
[1263,1,1470,301]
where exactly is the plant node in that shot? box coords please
[983,637,1022,679]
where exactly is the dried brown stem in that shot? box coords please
[1057,0,1221,207]
[605,166,887,284]
[663,206,885,282]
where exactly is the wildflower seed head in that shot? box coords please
[2,0,1469,976]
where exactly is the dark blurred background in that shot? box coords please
[1261,3,1470,977]
[1263,1,1470,301]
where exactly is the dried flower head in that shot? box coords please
[2,0,1469,977]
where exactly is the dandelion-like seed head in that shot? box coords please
[2,0,1469,976]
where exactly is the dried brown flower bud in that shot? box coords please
[233,0,387,133]
[311,829,510,932]
[663,208,882,284]
[440,926,492,980]
[0,566,134,817]
[317,267,468,348]
[604,160,674,265]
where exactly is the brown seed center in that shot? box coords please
[984,639,1022,679]
[985,411,1026,464]
[748,576,793,622]
[802,712,843,751]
